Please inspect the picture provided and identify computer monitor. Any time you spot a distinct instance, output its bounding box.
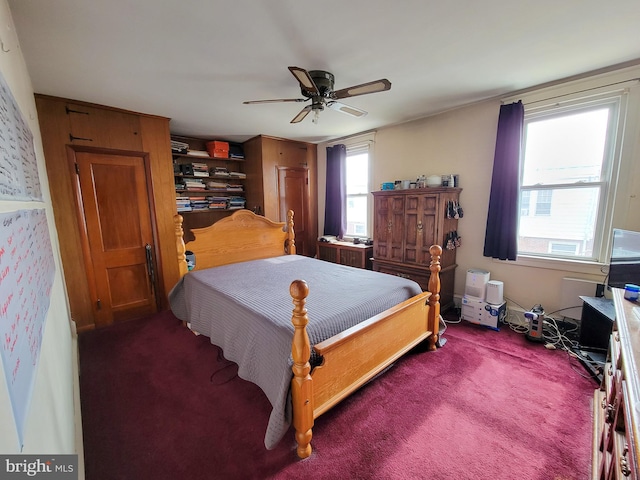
[608,228,640,289]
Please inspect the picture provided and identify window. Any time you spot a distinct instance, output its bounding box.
[534,190,552,216]
[518,98,622,261]
[345,144,370,237]
[520,190,530,217]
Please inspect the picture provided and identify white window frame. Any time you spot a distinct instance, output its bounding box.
[327,132,375,240]
[497,69,640,275]
[344,143,371,239]
[519,94,624,264]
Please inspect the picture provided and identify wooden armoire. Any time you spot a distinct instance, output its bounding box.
[243,135,318,257]
[372,187,462,309]
[35,95,179,331]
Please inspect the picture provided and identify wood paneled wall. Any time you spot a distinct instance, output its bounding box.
[35,95,179,331]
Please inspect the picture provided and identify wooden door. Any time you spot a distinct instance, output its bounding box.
[277,166,309,256]
[373,193,405,262]
[73,150,158,327]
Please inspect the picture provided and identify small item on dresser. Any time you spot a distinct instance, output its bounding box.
[381,182,395,190]
[624,283,640,301]
[426,175,442,187]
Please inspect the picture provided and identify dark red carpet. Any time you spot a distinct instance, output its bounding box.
[79,311,596,479]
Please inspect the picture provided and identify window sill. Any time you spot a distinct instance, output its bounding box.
[491,254,608,277]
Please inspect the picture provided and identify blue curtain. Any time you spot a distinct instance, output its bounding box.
[324,144,347,237]
[483,101,524,261]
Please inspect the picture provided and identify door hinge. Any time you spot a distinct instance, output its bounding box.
[96,299,102,310]
[75,163,79,175]
[65,106,89,115]
[69,133,93,142]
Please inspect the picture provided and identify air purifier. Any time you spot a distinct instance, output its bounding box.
[485,280,504,305]
[465,269,490,301]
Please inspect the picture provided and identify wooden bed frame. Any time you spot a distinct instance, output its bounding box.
[173,209,441,458]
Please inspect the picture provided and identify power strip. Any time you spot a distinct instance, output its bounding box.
[525,307,545,342]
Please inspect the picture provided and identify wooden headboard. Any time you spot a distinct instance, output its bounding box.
[174,209,296,277]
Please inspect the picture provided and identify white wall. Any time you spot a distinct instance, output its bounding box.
[0,0,80,464]
[318,64,640,314]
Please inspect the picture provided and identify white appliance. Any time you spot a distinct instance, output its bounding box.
[465,269,490,301]
[485,280,504,305]
[461,296,507,330]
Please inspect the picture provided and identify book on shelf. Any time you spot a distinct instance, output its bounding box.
[171,140,189,154]
[206,180,228,190]
[186,150,209,157]
[211,166,230,177]
[228,196,246,210]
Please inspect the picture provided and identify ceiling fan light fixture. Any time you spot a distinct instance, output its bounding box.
[246,67,391,123]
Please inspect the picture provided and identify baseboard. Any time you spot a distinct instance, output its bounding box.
[71,320,86,480]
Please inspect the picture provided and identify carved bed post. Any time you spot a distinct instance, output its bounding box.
[286,210,296,255]
[174,214,188,278]
[290,279,313,459]
[427,244,442,351]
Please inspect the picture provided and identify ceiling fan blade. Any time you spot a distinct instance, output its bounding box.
[326,101,368,118]
[243,98,306,104]
[291,105,312,123]
[288,66,319,95]
[332,79,391,99]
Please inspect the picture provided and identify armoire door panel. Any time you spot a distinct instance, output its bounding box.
[75,151,157,326]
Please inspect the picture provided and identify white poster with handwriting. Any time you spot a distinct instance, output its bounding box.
[0,70,41,201]
[0,209,55,446]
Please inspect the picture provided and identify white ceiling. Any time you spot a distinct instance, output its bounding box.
[7,0,640,144]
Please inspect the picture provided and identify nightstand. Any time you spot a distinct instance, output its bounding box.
[316,241,373,270]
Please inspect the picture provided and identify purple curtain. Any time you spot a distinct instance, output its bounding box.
[324,144,347,237]
[483,101,524,261]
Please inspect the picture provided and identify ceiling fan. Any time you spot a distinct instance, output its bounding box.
[243,66,391,124]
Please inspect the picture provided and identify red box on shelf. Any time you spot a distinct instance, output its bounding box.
[206,141,229,158]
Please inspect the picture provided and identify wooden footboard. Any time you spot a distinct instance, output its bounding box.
[290,244,442,458]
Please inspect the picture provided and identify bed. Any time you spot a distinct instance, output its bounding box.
[169,209,441,458]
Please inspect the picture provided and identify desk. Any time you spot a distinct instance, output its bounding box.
[316,241,373,270]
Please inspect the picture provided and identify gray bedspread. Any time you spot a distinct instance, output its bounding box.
[168,255,422,449]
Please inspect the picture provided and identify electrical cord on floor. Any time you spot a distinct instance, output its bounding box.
[439,315,447,335]
[542,314,604,381]
[542,315,578,354]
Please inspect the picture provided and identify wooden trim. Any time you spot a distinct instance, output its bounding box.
[34,93,170,121]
